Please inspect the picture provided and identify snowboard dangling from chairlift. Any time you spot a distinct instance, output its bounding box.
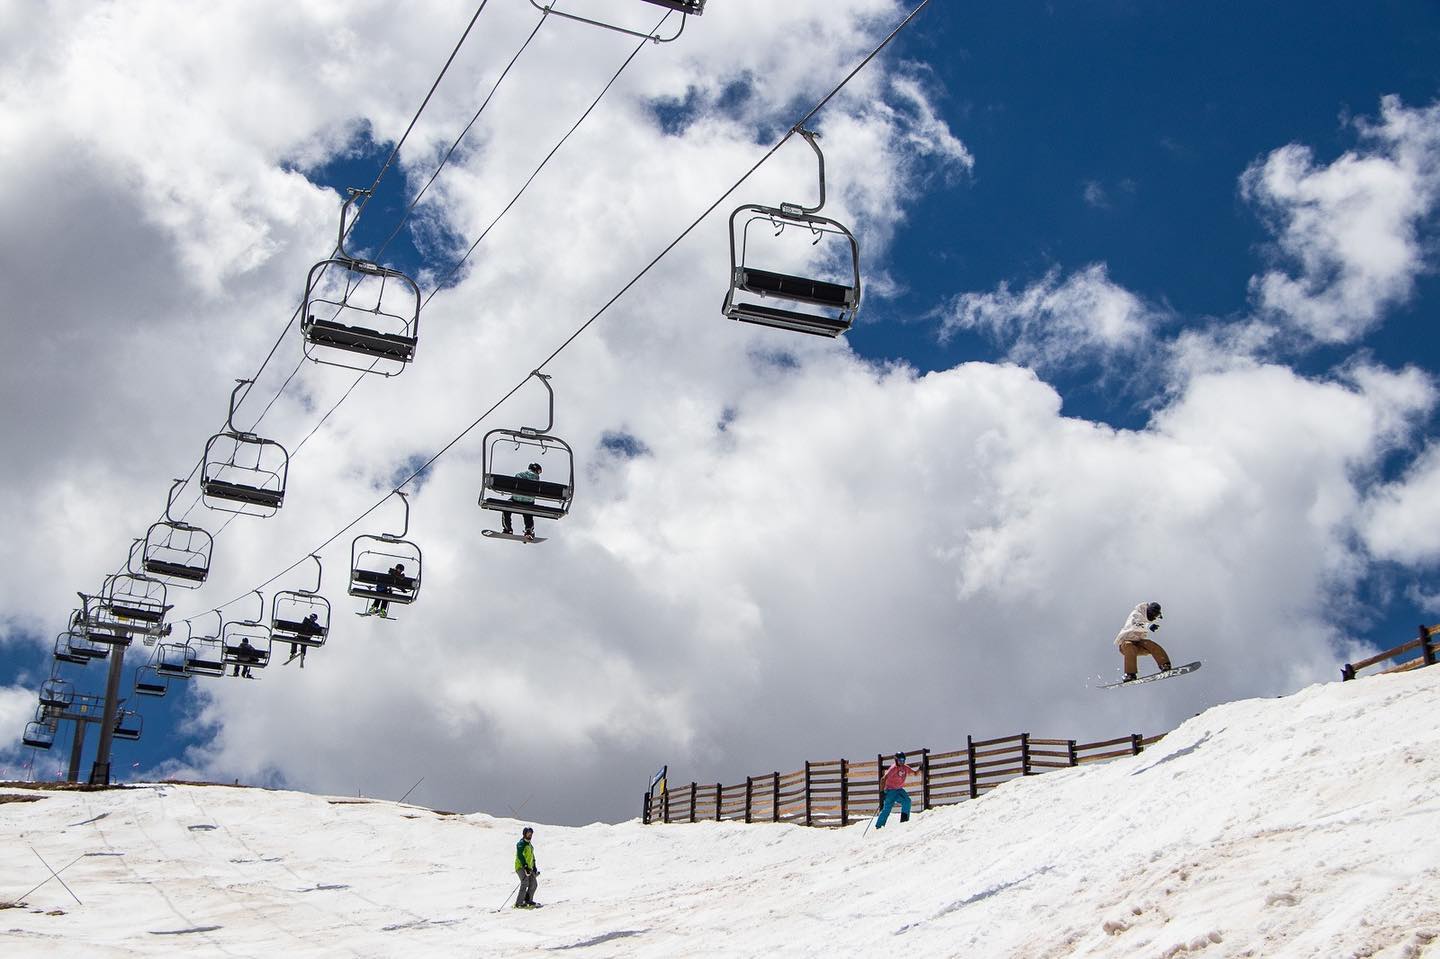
[481,530,547,544]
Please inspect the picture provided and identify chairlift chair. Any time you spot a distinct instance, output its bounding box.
[39,676,76,709]
[78,592,138,648]
[201,380,290,517]
[186,612,227,678]
[103,573,171,630]
[350,496,421,608]
[155,642,195,680]
[722,128,861,337]
[301,189,422,377]
[55,629,100,665]
[23,720,56,750]
[113,709,143,741]
[141,480,215,587]
[134,665,168,698]
[527,0,704,44]
[221,593,272,675]
[477,373,575,528]
[272,554,331,650]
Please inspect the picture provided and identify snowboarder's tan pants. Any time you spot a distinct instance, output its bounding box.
[1119,638,1171,674]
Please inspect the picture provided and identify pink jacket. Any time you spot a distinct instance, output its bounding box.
[883,763,916,791]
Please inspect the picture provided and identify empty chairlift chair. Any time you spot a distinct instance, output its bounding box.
[103,573,171,635]
[350,495,421,617]
[23,719,56,750]
[722,128,861,338]
[55,629,102,665]
[201,379,290,517]
[301,189,422,377]
[272,554,331,653]
[527,0,705,44]
[155,627,196,680]
[142,479,215,587]
[134,665,168,698]
[222,593,272,677]
[478,372,575,538]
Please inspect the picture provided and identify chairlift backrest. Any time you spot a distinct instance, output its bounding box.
[23,720,56,750]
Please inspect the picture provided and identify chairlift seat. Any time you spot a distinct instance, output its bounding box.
[202,479,285,508]
[136,680,167,696]
[55,651,90,665]
[188,658,225,677]
[111,602,166,624]
[481,497,568,520]
[645,0,706,11]
[737,268,855,310]
[145,559,208,582]
[306,318,417,362]
[23,724,55,749]
[273,619,329,644]
[113,724,141,741]
[727,302,852,338]
[156,662,189,678]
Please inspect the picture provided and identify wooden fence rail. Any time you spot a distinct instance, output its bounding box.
[642,728,1165,827]
[1342,624,1439,681]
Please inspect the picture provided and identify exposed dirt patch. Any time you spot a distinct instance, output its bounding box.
[0,794,46,804]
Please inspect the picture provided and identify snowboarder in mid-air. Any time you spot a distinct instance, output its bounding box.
[1115,601,1170,682]
[875,752,920,829]
[514,826,540,909]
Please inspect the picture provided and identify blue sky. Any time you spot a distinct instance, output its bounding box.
[3,0,1439,817]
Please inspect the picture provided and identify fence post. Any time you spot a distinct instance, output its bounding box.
[772,771,779,823]
[745,776,753,824]
[1130,734,1142,756]
[921,748,931,810]
[966,735,978,799]
[875,753,885,812]
[1067,739,1078,767]
[1422,625,1436,667]
[1341,662,1356,681]
[1020,733,1032,776]
[689,782,697,823]
[804,761,812,827]
[840,759,849,826]
[642,791,650,825]
[663,786,671,823]
[715,782,722,821]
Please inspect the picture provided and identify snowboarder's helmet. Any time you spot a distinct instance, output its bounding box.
[1147,602,1162,620]
[528,462,542,472]
[894,752,905,764]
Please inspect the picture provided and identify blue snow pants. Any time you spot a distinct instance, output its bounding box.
[875,788,911,828]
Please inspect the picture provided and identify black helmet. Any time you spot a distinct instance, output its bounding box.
[1146,602,1162,620]
[894,752,905,764]
[528,462,542,472]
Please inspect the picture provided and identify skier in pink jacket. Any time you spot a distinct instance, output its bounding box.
[875,752,919,829]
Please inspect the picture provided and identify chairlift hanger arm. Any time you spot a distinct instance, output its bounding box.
[520,371,555,436]
[780,127,826,217]
[225,379,255,436]
[336,188,374,264]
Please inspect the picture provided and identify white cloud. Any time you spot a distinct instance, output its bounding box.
[1242,95,1440,343]
[938,263,1167,373]
[1362,442,1440,566]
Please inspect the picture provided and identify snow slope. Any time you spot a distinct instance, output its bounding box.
[3,668,1439,958]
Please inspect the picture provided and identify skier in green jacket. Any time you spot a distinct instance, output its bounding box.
[514,826,540,909]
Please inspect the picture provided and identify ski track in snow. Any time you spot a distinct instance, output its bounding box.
[3,668,1440,957]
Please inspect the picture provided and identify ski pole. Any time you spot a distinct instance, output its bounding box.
[497,881,520,912]
[863,814,876,837]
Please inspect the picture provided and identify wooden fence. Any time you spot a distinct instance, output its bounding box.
[642,730,1165,827]
[1342,624,1439,682]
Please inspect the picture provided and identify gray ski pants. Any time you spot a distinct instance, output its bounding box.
[515,867,538,907]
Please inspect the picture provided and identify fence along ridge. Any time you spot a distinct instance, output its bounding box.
[643,727,1165,827]
[646,623,1440,827]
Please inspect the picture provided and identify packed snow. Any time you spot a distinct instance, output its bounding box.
[3,667,1439,958]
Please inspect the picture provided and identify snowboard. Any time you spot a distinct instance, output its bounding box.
[356,611,398,621]
[482,530,547,544]
[1099,660,1202,689]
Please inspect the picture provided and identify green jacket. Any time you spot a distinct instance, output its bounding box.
[511,469,539,506]
[514,838,536,871]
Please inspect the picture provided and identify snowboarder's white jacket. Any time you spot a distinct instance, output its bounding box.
[1114,602,1159,648]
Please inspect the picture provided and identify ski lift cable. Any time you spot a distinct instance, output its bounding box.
[182,0,935,621]
[107,0,513,546]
